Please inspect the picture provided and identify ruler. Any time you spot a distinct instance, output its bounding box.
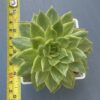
[7,0,21,100]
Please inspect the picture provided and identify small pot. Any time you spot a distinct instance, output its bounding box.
[21,18,86,85]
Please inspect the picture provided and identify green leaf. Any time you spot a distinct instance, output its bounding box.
[31,14,37,23]
[63,21,75,35]
[17,62,32,76]
[55,63,69,77]
[35,71,49,86]
[53,20,63,36]
[48,57,60,66]
[31,37,44,49]
[73,29,88,37]
[41,57,52,71]
[10,52,23,65]
[32,55,42,72]
[61,51,74,64]
[57,48,68,59]
[31,22,44,38]
[81,59,88,71]
[31,72,45,91]
[45,73,59,93]
[45,27,57,40]
[61,11,73,24]
[37,12,50,30]
[78,38,92,54]
[12,37,32,50]
[17,48,36,61]
[50,67,64,84]
[47,7,58,24]
[63,71,75,89]
[19,22,31,37]
[69,61,86,73]
[72,48,87,61]
[57,37,69,48]
[66,36,81,49]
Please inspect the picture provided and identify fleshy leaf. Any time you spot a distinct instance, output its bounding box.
[73,29,88,37]
[10,52,23,65]
[37,12,50,30]
[63,71,75,88]
[50,67,64,84]
[72,48,87,61]
[17,62,32,76]
[55,63,69,77]
[31,72,45,91]
[41,57,52,71]
[78,38,92,54]
[69,61,86,73]
[47,7,58,24]
[48,57,60,66]
[57,48,68,59]
[31,22,44,38]
[45,27,57,40]
[31,37,44,49]
[19,22,31,37]
[32,14,37,23]
[17,48,36,61]
[61,11,73,24]
[12,37,32,50]
[45,73,59,93]
[57,37,69,48]
[66,36,81,49]
[61,51,74,64]
[63,21,75,35]
[35,71,49,86]
[32,55,42,72]
[53,20,63,36]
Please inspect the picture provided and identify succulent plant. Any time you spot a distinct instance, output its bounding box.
[11,7,92,93]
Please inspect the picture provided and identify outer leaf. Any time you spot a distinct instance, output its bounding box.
[41,57,52,71]
[78,38,92,54]
[10,52,23,65]
[45,73,59,93]
[47,7,58,24]
[31,14,37,23]
[12,37,32,50]
[61,11,73,24]
[50,67,63,84]
[63,71,75,88]
[37,12,50,30]
[17,62,32,76]
[32,55,42,72]
[31,22,44,38]
[66,36,81,49]
[53,20,63,36]
[55,63,69,77]
[45,27,57,40]
[73,29,88,37]
[31,37,44,49]
[31,72,45,91]
[63,21,75,35]
[19,22,31,37]
[17,48,36,61]
[72,48,87,61]
[69,61,86,73]
[61,51,74,64]
[35,71,49,86]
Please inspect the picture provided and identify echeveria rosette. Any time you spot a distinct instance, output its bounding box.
[11,7,92,93]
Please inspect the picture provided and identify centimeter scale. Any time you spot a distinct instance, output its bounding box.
[7,0,21,100]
